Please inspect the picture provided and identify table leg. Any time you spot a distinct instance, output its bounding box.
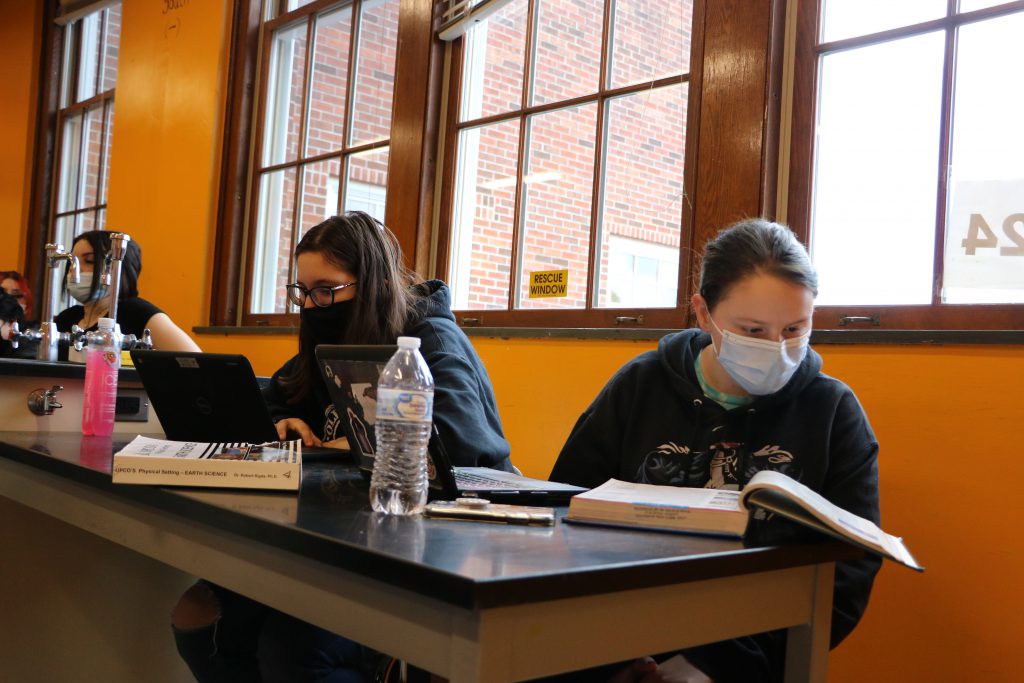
[784,562,835,683]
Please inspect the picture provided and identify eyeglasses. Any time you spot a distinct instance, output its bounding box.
[285,282,357,308]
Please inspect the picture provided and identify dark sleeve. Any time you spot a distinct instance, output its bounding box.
[426,349,513,471]
[54,305,84,333]
[116,297,163,338]
[549,364,633,488]
[681,390,882,683]
[260,354,327,437]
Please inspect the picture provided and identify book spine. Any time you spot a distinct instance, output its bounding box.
[111,455,299,490]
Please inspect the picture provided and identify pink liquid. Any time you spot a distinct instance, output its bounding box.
[82,348,119,436]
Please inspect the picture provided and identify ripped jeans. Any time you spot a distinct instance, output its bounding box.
[172,581,380,683]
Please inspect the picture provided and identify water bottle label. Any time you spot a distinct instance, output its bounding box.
[376,388,433,422]
[100,350,118,368]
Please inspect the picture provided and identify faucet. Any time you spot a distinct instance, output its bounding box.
[10,233,153,359]
[35,243,81,361]
[102,232,130,324]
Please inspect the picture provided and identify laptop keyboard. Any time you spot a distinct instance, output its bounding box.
[455,470,532,490]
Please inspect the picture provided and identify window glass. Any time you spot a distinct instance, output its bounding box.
[305,6,353,158]
[262,21,308,167]
[596,84,685,308]
[820,0,945,43]
[349,0,399,145]
[529,0,603,106]
[942,12,1024,304]
[608,0,691,88]
[811,32,944,305]
[343,147,390,219]
[299,158,343,235]
[99,4,121,93]
[251,167,299,314]
[449,120,520,310]
[516,104,597,310]
[460,0,527,121]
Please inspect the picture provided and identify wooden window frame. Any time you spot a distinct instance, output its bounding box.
[210,0,443,327]
[433,0,790,330]
[787,0,1024,331]
[24,1,119,300]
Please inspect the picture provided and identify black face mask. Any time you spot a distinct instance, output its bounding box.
[300,299,355,345]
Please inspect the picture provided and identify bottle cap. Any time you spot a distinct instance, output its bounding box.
[396,336,421,349]
[98,317,115,329]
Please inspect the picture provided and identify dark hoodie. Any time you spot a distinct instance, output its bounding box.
[263,280,513,471]
[550,329,881,682]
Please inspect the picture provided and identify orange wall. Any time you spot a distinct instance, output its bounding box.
[0,0,41,270]
[4,1,1022,680]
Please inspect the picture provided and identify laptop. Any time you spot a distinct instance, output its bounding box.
[130,350,346,457]
[314,344,587,502]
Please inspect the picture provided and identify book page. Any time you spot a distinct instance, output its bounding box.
[576,479,742,511]
[742,470,922,571]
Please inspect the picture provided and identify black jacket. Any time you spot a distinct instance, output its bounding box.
[550,329,881,682]
[263,280,513,471]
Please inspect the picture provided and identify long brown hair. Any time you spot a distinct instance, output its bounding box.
[281,212,421,403]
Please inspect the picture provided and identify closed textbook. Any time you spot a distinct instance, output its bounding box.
[112,435,301,491]
[566,471,923,571]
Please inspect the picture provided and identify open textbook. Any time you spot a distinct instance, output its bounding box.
[566,470,922,571]
[112,435,301,491]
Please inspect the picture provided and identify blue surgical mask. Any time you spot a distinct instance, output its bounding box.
[709,316,809,395]
[66,279,96,304]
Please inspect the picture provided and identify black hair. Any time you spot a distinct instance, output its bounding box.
[281,211,421,404]
[699,218,818,311]
[68,230,143,300]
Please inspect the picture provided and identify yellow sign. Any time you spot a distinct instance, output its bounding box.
[529,270,569,298]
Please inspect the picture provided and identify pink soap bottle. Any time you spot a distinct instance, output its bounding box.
[82,317,121,436]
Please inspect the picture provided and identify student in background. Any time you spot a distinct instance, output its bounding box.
[550,219,881,683]
[54,230,200,354]
[171,211,511,682]
[0,270,35,357]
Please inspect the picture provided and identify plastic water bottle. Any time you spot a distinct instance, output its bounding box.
[82,317,122,436]
[370,336,434,515]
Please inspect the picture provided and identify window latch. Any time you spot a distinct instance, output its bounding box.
[461,317,482,327]
[614,315,644,326]
[837,315,880,327]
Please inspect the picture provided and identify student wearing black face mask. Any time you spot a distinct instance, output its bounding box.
[171,212,513,683]
[260,211,513,469]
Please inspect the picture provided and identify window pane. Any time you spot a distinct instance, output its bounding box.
[251,168,298,314]
[942,11,1024,304]
[349,0,399,146]
[54,216,76,254]
[76,12,103,102]
[608,0,692,89]
[80,104,104,209]
[262,21,308,167]
[821,0,946,42]
[305,6,353,158]
[100,101,114,203]
[449,121,520,311]
[99,5,121,93]
[343,147,389,219]
[460,0,527,121]
[596,85,685,308]
[529,0,603,106]
[811,33,944,305]
[287,0,320,12]
[958,0,1008,11]
[57,113,83,213]
[79,210,99,234]
[516,104,597,309]
[298,158,342,235]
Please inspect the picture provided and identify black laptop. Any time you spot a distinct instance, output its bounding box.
[314,344,587,502]
[130,350,344,457]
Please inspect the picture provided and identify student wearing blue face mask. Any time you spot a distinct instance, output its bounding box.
[550,218,881,683]
[55,230,200,355]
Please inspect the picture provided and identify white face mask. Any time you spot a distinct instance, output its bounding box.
[66,279,96,304]
[709,315,810,395]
